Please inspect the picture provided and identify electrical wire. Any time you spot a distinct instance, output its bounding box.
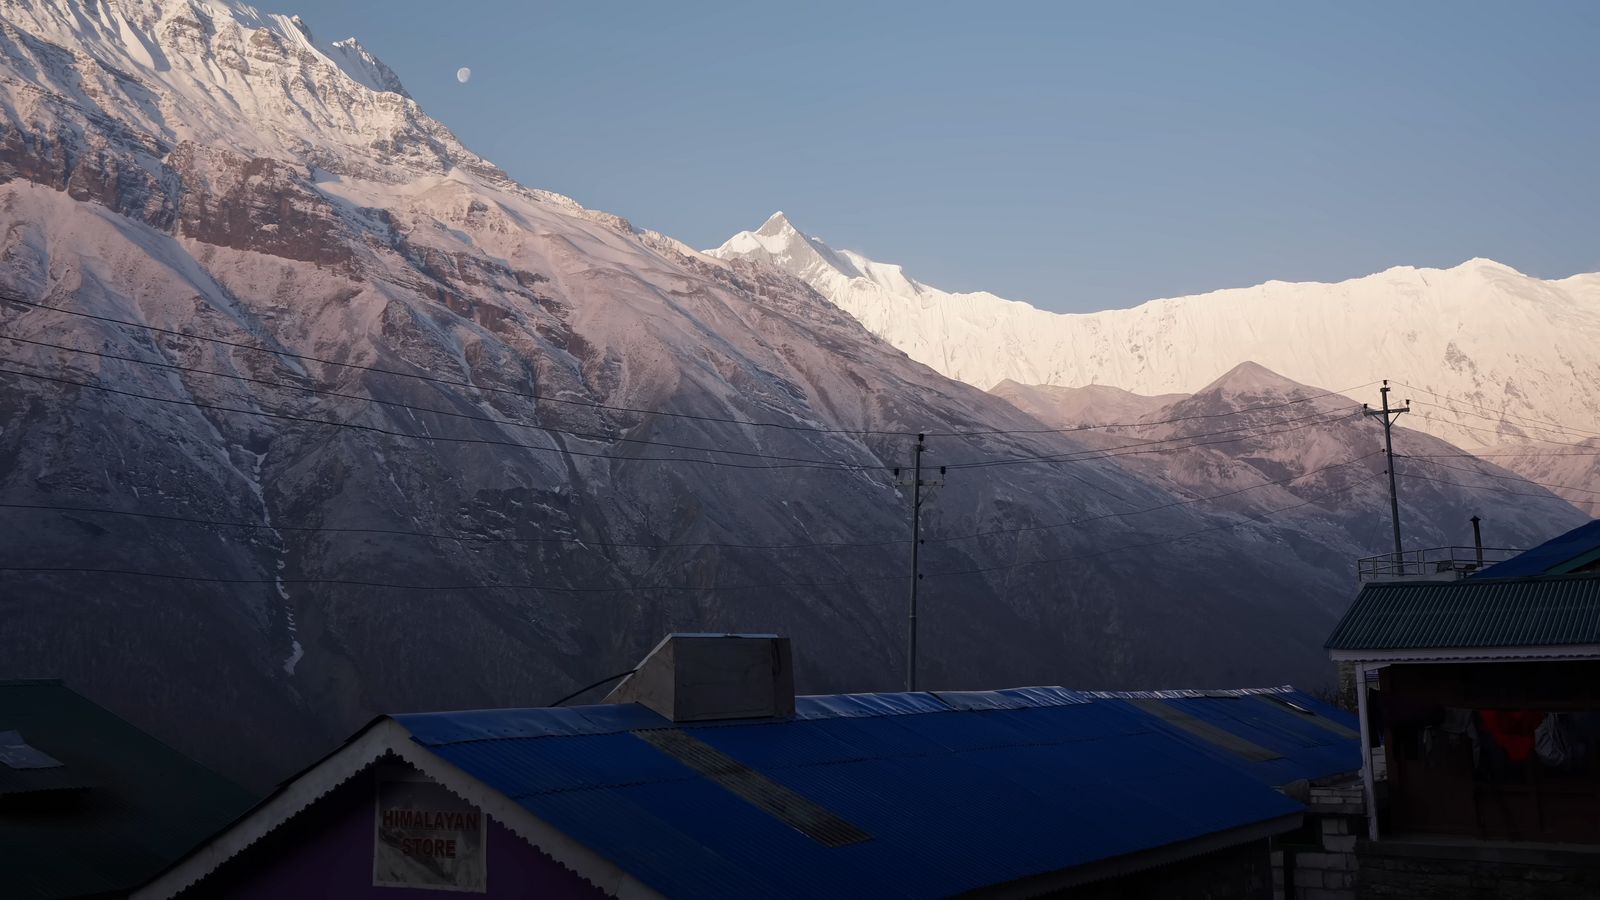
[0,329,1380,474]
[0,332,865,467]
[549,670,638,706]
[0,365,889,472]
[0,565,908,594]
[1392,381,1600,437]
[922,474,1380,580]
[0,501,910,551]
[1407,398,1600,441]
[1406,412,1600,449]
[1397,455,1600,497]
[1393,471,1578,502]
[0,451,1384,554]
[929,451,1382,545]
[940,408,1361,470]
[930,381,1378,436]
[1,293,1380,439]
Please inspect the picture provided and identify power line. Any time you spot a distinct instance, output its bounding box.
[1407,398,1600,440]
[0,332,863,467]
[0,565,907,595]
[1392,381,1600,437]
[549,670,638,706]
[935,382,1379,437]
[1407,412,1600,449]
[0,472,1387,594]
[2,293,1385,440]
[1393,471,1579,503]
[0,452,1384,556]
[1406,449,1600,459]
[928,451,1382,545]
[0,293,916,436]
[922,474,1381,581]
[0,501,909,551]
[1396,456,1600,498]
[0,365,888,472]
[941,408,1361,470]
[0,329,1381,475]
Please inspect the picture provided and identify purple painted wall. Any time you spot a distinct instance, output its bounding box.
[185,762,609,898]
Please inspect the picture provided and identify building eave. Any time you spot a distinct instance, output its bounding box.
[956,812,1304,899]
[1328,644,1600,664]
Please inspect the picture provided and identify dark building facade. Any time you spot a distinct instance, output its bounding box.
[1327,520,1600,898]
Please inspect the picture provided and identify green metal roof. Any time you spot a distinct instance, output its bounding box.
[1326,573,1600,652]
[0,681,256,899]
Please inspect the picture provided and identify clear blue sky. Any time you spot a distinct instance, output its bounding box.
[302,1,1599,312]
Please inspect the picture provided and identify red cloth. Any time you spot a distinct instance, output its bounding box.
[1478,710,1545,763]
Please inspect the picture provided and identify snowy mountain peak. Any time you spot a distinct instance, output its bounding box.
[328,35,410,98]
[712,214,1600,450]
[757,210,798,237]
[1462,257,1521,274]
[1197,361,1316,398]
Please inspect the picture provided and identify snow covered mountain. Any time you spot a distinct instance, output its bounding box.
[710,213,1600,452]
[0,1,1584,786]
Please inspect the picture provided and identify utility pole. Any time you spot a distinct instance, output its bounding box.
[894,434,944,692]
[1362,381,1410,561]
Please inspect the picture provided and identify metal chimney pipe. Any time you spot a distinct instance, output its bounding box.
[1472,515,1484,567]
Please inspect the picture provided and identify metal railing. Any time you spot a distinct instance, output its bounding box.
[1357,546,1523,581]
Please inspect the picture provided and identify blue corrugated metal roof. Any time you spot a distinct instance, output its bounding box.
[392,686,1357,899]
[1474,519,1600,578]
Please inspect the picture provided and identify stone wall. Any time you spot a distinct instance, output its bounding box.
[1273,781,1364,900]
[1065,840,1273,899]
[1357,840,1600,899]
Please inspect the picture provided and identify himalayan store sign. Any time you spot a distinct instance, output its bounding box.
[374,775,487,891]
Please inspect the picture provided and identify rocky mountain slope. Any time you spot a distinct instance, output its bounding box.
[711,213,1600,452]
[995,363,1586,554]
[0,1,1584,787]
[1482,438,1600,517]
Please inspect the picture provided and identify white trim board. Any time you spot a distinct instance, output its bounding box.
[1329,645,1600,664]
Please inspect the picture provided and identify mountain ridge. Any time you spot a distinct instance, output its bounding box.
[709,213,1600,451]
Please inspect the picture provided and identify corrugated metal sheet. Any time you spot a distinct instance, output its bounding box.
[1474,520,1600,578]
[1326,573,1600,650]
[393,685,1359,899]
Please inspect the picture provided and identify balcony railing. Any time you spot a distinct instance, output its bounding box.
[1357,546,1523,581]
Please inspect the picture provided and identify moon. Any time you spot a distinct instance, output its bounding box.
[456,67,472,84]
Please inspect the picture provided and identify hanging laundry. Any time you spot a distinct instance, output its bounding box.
[1479,709,1544,763]
[1535,714,1570,767]
[1425,707,1480,766]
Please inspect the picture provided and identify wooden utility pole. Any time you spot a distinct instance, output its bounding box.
[1363,381,1410,560]
[894,434,944,692]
